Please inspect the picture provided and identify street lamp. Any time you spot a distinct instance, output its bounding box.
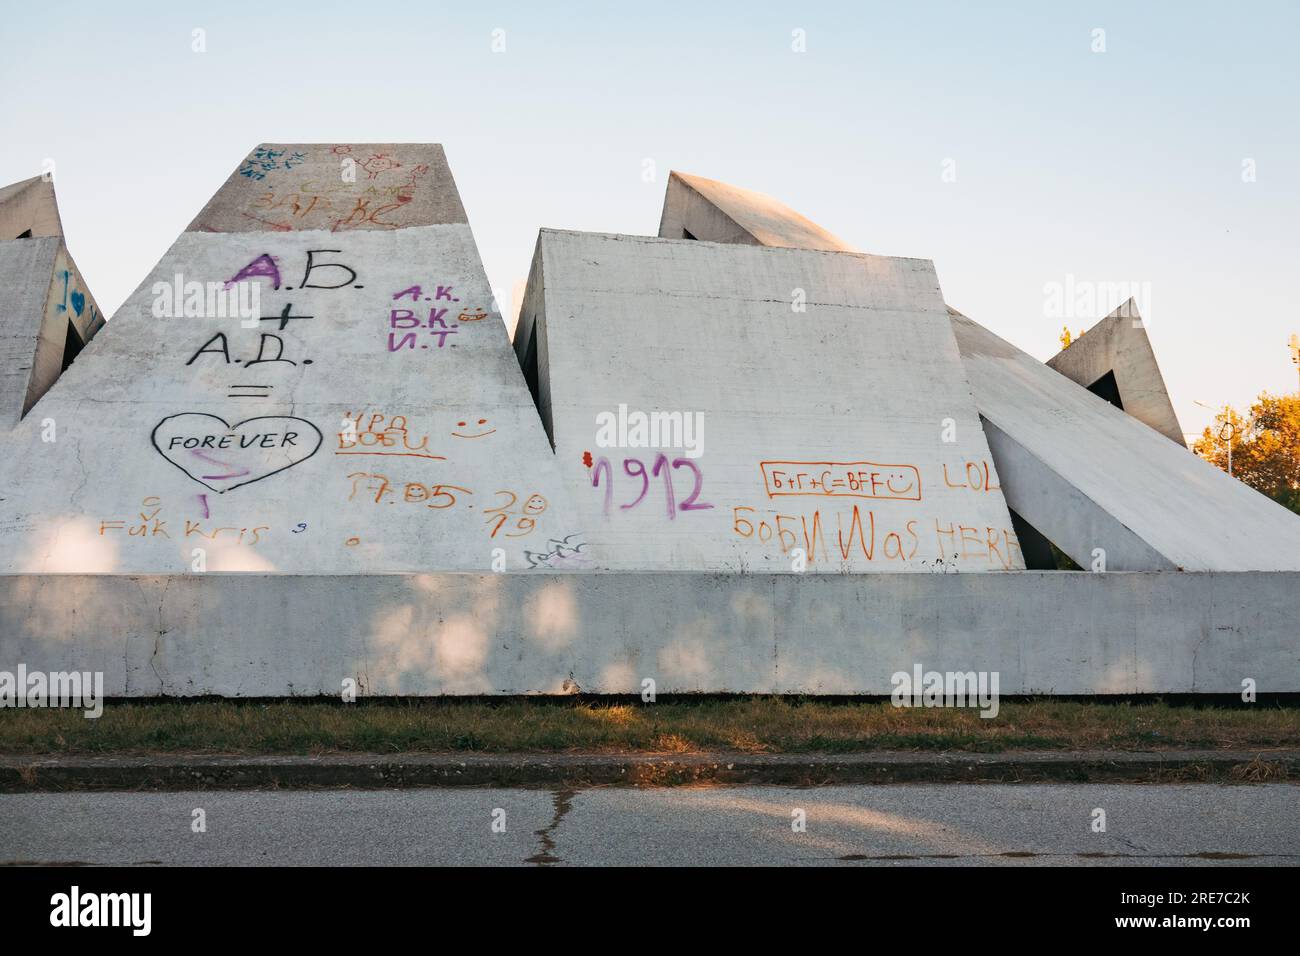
[1290,334,1299,392]
[1194,399,1235,476]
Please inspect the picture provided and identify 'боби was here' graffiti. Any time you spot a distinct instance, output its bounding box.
[730,456,1022,570]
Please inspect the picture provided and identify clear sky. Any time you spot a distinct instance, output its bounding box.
[3,1,1296,436]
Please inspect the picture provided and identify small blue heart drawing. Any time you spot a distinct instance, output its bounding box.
[69,290,85,316]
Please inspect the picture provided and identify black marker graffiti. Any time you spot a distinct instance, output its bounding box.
[187,332,231,365]
[261,302,314,331]
[300,250,358,289]
[185,332,312,368]
[523,533,590,569]
[227,385,274,399]
[247,333,298,368]
[151,414,323,493]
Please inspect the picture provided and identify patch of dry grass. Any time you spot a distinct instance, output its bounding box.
[1,698,1298,756]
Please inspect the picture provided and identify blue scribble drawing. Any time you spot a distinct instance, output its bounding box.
[55,270,70,312]
[238,148,308,181]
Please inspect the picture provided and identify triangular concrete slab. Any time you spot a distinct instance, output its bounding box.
[658,171,857,251]
[1047,297,1185,446]
[0,175,63,239]
[0,144,587,573]
[1,220,105,428]
[952,308,1300,570]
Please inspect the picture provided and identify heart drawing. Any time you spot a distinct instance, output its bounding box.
[151,414,323,494]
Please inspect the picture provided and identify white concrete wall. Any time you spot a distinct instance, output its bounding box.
[1,571,1295,695]
[519,230,1024,573]
[0,145,588,573]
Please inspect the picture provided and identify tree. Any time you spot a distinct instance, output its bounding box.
[1193,392,1300,514]
[1059,326,1083,350]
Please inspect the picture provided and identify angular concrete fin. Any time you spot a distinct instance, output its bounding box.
[1047,297,1185,446]
[0,144,588,573]
[512,237,552,443]
[1,237,106,428]
[657,173,1281,570]
[952,309,1300,570]
[523,228,1024,572]
[0,175,63,240]
[658,171,858,252]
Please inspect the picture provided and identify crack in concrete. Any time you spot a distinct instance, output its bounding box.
[71,437,89,502]
[150,578,171,693]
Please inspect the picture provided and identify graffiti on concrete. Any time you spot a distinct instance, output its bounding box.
[336,412,444,461]
[230,146,431,232]
[98,495,271,547]
[152,414,323,493]
[386,284,485,352]
[589,453,714,519]
[484,491,547,538]
[523,533,591,569]
[237,148,307,181]
[760,460,922,501]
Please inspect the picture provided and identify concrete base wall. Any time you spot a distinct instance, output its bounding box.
[1,572,1294,696]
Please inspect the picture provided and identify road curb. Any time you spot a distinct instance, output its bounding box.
[0,750,1295,791]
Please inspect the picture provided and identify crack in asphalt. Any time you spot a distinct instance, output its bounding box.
[1,860,164,866]
[524,788,577,866]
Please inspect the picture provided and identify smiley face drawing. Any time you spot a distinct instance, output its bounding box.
[452,417,497,439]
[359,153,402,179]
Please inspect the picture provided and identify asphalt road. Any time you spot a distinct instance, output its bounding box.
[1,784,1296,866]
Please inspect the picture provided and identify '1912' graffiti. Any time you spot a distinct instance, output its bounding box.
[590,454,713,519]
